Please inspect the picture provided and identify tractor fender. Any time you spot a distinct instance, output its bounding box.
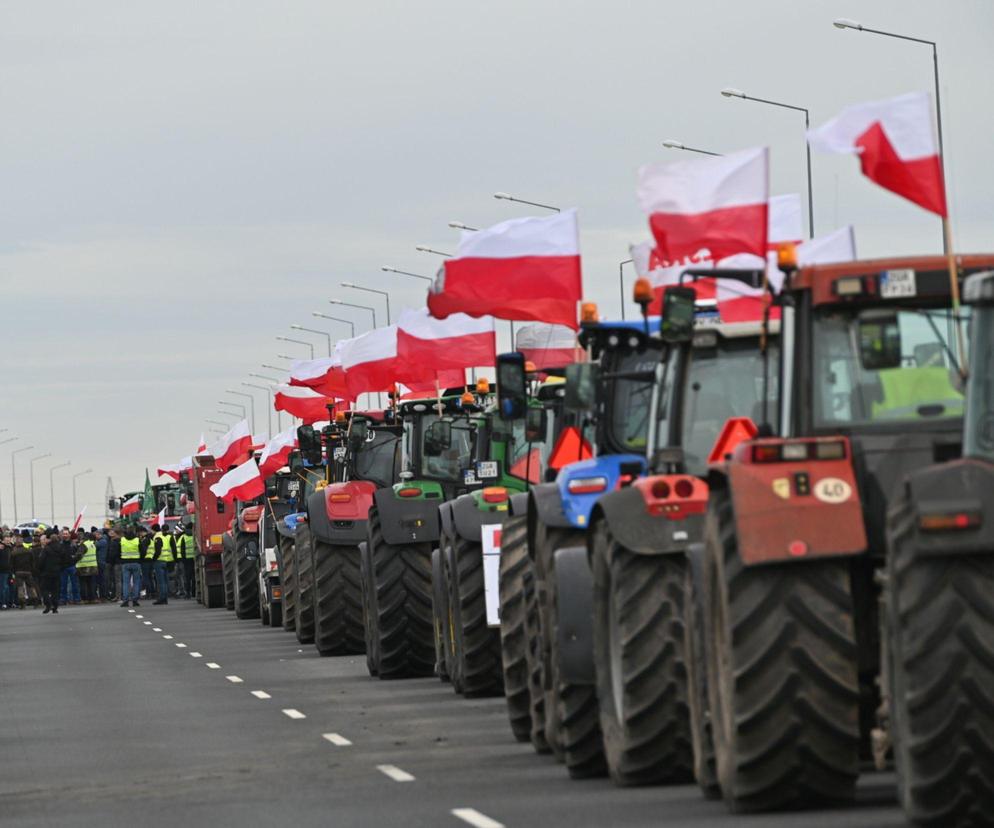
[509,491,529,517]
[309,481,376,545]
[306,489,333,543]
[238,504,263,534]
[530,482,571,530]
[438,500,455,540]
[372,488,441,546]
[449,492,508,543]
[554,545,595,686]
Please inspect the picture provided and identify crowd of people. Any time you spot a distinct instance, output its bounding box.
[0,522,198,613]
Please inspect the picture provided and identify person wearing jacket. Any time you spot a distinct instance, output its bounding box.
[104,528,119,601]
[0,533,14,609]
[37,531,71,614]
[119,527,142,607]
[58,528,81,605]
[12,531,40,608]
[93,527,109,601]
[176,525,196,600]
[138,526,153,600]
[76,532,99,603]
[151,524,174,605]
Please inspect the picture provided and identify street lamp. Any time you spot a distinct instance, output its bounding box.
[619,258,634,320]
[29,453,52,520]
[49,460,71,525]
[341,282,391,325]
[71,468,92,520]
[261,364,288,373]
[216,409,241,420]
[0,437,18,524]
[311,312,356,337]
[720,87,815,237]
[218,400,246,419]
[493,192,561,213]
[833,17,946,249]
[662,138,721,156]
[448,221,479,231]
[381,266,433,283]
[243,382,274,437]
[226,390,256,433]
[11,445,34,524]
[276,354,295,361]
[329,299,377,328]
[415,245,452,258]
[276,335,315,359]
[290,324,333,356]
[205,418,230,428]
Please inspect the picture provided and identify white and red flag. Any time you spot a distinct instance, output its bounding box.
[157,458,192,481]
[120,494,141,517]
[288,353,350,399]
[209,459,265,504]
[397,308,496,370]
[258,427,299,479]
[338,326,400,398]
[807,91,946,216]
[514,322,581,370]
[156,507,166,527]
[197,434,207,454]
[207,419,252,470]
[71,505,88,534]
[273,385,339,425]
[428,209,583,330]
[637,147,770,263]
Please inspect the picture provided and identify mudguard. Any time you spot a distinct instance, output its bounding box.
[238,505,263,534]
[554,545,595,686]
[592,485,705,556]
[439,501,455,540]
[308,481,376,545]
[448,492,509,543]
[530,482,571,530]
[373,488,441,545]
[509,492,529,517]
[555,454,648,529]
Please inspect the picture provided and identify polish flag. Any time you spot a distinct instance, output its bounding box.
[808,91,945,216]
[207,419,253,470]
[71,505,88,534]
[397,308,496,370]
[120,494,142,516]
[339,326,400,398]
[514,322,581,370]
[197,434,207,454]
[209,459,265,504]
[157,458,192,481]
[274,385,338,425]
[428,210,583,330]
[288,353,350,399]
[638,147,769,264]
[156,507,166,527]
[258,427,299,479]
[400,369,468,394]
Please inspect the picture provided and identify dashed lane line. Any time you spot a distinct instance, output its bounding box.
[322,733,352,746]
[135,614,143,618]
[152,627,162,632]
[451,809,504,828]
[226,675,244,684]
[206,662,221,669]
[376,765,415,783]
[143,621,152,626]
[190,652,202,658]
[282,708,306,720]
[175,643,187,648]
[163,635,173,640]
[251,691,271,699]
[128,610,135,614]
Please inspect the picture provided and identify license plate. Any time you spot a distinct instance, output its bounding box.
[476,461,498,479]
[880,269,916,298]
[333,446,346,461]
[463,469,478,485]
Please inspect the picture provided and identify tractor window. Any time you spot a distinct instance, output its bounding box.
[354,432,400,488]
[606,349,658,454]
[506,416,550,484]
[813,308,968,428]
[419,414,476,481]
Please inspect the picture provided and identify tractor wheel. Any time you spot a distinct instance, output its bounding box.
[281,536,297,633]
[449,535,504,697]
[590,520,693,787]
[222,540,235,611]
[523,562,549,753]
[294,524,315,645]
[312,540,365,656]
[443,542,464,693]
[234,536,261,620]
[431,546,451,682]
[499,514,532,742]
[887,491,994,826]
[703,487,859,812]
[367,509,434,679]
[269,600,283,629]
[684,544,720,799]
[259,584,269,626]
[360,538,379,676]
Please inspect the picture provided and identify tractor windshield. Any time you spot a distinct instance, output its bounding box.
[812,307,968,429]
[418,414,477,481]
[353,429,400,488]
[605,348,659,454]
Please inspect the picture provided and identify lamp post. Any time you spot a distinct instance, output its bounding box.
[662,138,721,156]
[0,436,17,524]
[11,445,34,524]
[720,87,815,237]
[341,282,391,325]
[29,453,52,520]
[290,324,333,356]
[243,382,274,437]
[226,390,256,434]
[276,335,315,359]
[414,245,452,258]
[619,258,634,320]
[205,419,230,428]
[216,409,241,420]
[381,266,433,284]
[218,400,246,419]
[71,468,92,520]
[329,299,376,328]
[311,312,356,337]
[49,461,71,524]
[448,221,479,231]
[493,191,561,213]
[276,354,294,361]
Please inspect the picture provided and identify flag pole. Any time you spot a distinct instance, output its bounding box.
[942,217,968,377]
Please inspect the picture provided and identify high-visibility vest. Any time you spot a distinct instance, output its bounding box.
[120,536,141,560]
[154,532,174,563]
[78,540,98,568]
[177,534,196,559]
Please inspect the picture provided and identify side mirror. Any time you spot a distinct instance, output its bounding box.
[296,425,323,466]
[497,351,528,421]
[525,407,547,442]
[564,363,600,412]
[858,312,902,370]
[661,286,696,342]
[349,418,369,447]
[424,420,452,457]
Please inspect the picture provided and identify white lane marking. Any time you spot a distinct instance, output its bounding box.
[322,733,352,746]
[152,627,162,632]
[190,652,202,658]
[282,708,306,720]
[175,643,187,648]
[451,809,504,828]
[376,765,415,782]
[143,621,152,625]
[163,635,173,640]
[135,614,143,618]
[128,609,135,613]
[226,675,243,684]
[206,662,221,669]
[251,690,271,699]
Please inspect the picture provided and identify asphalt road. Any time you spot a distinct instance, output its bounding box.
[0,601,908,828]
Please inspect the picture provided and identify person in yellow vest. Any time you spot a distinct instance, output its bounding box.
[76,532,99,603]
[176,525,196,600]
[119,527,143,608]
[151,524,175,605]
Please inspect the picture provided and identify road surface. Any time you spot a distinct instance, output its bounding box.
[0,601,907,828]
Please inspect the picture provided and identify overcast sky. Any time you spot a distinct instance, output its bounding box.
[1,0,991,524]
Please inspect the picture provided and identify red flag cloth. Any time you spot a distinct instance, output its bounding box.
[258,427,299,479]
[513,322,581,370]
[288,355,350,399]
[273,385,338,425]
[428,210,583,330]
[207,420,252,470]
[156,459,190,481]
[209,459,265,504]
[396,308,496,370]
[120,494,141,516]
[807,91,946,217]
[638,147,769,264]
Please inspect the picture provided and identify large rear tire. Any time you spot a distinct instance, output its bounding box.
[449,535,504,697]
[234,535,261,620]
[591,520,693,787]
[703,487,859,812]
[222,539,235,611]
[367,509,434,679]
[312,540,365,656]
[269,600,283,629]
[443,541,464,692]
[499,514,532,742]
[295,524,315,645]
[360,539,379,676]
[887,492,994,826]
[432,546,451,682]
[205,583,224,609]
[524,561,549,753]
[280,535,297,633]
